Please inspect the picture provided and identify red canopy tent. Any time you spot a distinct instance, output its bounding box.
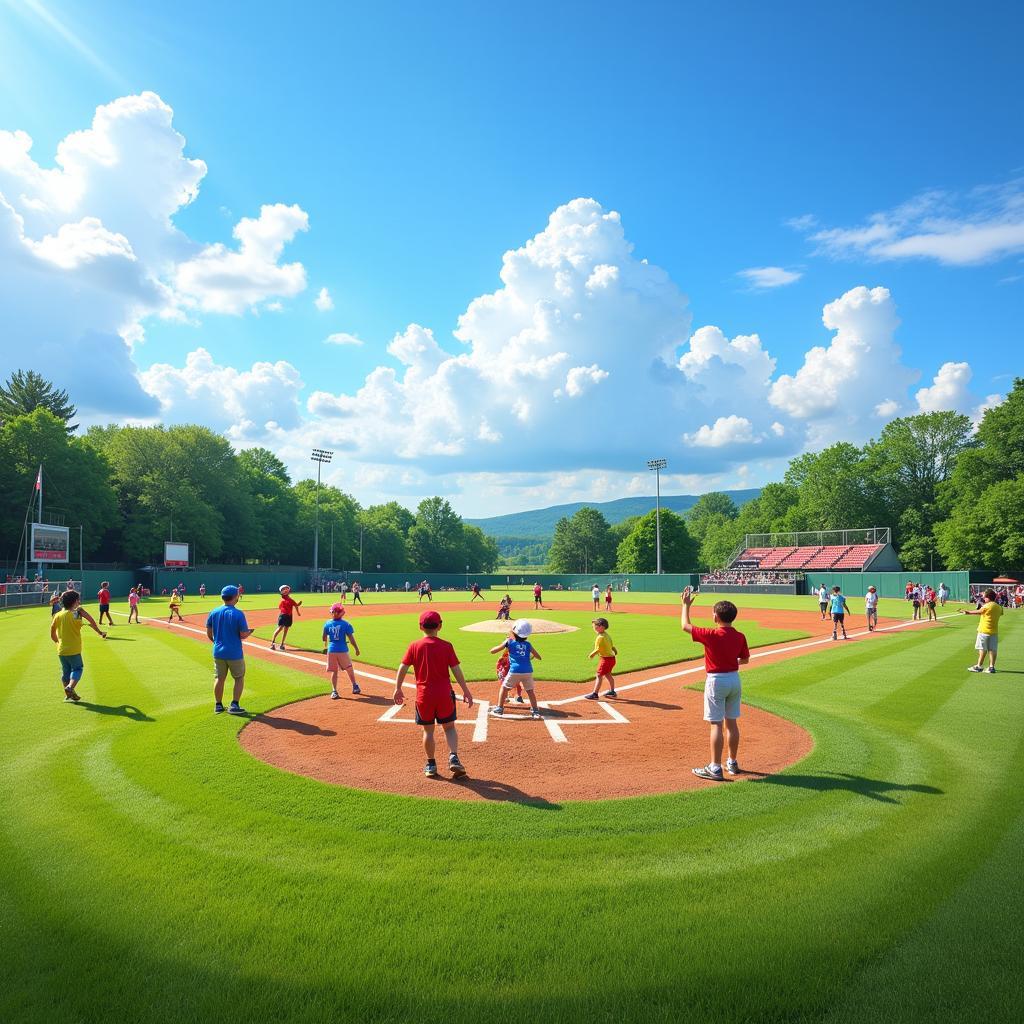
[992,576,1018,584]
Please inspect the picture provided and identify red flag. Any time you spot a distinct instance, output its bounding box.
[34,467,41,491]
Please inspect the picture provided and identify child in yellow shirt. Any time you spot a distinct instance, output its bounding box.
[964,588,1002,673]
[585,617,618,699]
[50,589,106,701]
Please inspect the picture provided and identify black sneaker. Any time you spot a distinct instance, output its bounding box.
[584,692,599,700]
[449,755,467,778]
[424,760,438,778]
[227,702,247,716]
[490,706,503,716]
[605,690,617,698]
[352,683,361,694]
[214,702,225,714]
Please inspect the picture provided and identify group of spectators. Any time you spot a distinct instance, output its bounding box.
[970,584,1023,609]
[700,570,799,586]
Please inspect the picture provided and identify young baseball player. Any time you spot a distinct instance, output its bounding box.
[394,610,472,778]
[270,585,302,650]
[964,588,1002,673]
[489,620,543,719]
[817,584,829,620]
[604,584,614,613]
[495,647,525,703]
[127,586,140,623]
[925,585,938,621]
[830,586,850,640]
[680,588,749,781]
[591,584,601,611]
[168,589,184,622]
[322,603,361,697]
[50,590,106,702]
[864,585,879,632]
[205,585,253,715]
[585,616,618,699]
[97,581,114,626]
[533,582,544,609]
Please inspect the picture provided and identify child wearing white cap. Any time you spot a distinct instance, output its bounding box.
[489,620,543,719]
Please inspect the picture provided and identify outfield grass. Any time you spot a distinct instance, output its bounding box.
[2,601,1021,1023]
[245,608,808,683]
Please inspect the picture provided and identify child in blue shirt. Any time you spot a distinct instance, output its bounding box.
[829,586,850,640]
[322,603,362,699]
[488,619,543,719]
[205,585,253,715]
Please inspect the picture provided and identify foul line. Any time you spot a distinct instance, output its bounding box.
[119,608,961,709]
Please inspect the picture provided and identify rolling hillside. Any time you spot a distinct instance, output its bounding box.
[466,488,761,541]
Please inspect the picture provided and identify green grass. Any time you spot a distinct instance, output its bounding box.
[246,607,808,682]
[1,599,1022,1023]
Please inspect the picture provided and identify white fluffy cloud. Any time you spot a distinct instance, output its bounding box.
[140,348,304,439]
[737,266,802,289]
[174,203,308,314]
[314,286,334,311]
[768,286,919,444]
[0,92,309,415]
[685,415,758,448]
[325,332,364,346]
[804,181,1024,266]
[915,361,973,413]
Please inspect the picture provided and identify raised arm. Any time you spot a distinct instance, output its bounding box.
[680,588,695,634]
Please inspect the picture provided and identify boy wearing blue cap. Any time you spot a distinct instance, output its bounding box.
[205,585,253,715]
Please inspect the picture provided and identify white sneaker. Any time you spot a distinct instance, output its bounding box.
[725,759,740,775]
[967,666,983,673]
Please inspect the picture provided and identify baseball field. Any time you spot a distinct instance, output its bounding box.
[2,589,1022,1023]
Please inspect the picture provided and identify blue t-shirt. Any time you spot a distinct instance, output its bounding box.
[829,594,846,614]
[206,605,249,660]
[323,618,354,653]
[504,638,534,674]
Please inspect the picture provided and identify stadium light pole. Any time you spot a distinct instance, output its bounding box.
[647,458,667,574]
[311,449,334,587]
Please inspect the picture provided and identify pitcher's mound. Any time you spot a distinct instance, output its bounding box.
[460,618,579,634]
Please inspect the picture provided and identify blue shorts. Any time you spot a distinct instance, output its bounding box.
[59,654,84,683]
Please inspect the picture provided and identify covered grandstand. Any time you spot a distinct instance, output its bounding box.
[700,528,902,593]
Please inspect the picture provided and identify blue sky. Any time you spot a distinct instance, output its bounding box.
[1,0,1020,516]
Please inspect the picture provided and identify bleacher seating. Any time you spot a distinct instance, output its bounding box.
[729,541,885,573]
[832,544,884,569]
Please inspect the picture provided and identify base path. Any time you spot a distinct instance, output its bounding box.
[140,602,950,804]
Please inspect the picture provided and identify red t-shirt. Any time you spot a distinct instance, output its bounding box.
[278,596,299,614]
[402,636,460,697]
[533,585,541,596]
[690,625,750,674]
[97,589,111,604]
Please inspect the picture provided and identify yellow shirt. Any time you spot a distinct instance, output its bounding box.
[170,594,181,607]
[978,601,1002,635]
[53,608,83,656]
[592,632,614,657]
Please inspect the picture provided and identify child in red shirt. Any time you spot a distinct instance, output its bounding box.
[393,610,474,778]
[270,585,302,651]
[681,588,750,781]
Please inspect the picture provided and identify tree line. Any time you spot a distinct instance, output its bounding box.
[0,373,499,572]
[546,380,1023,574]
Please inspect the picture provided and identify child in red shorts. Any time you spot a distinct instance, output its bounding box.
[585,616,618,699]
[393,610,473,778]
[680,587,750,781]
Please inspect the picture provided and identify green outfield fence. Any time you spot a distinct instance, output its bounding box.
[803,570,984,603]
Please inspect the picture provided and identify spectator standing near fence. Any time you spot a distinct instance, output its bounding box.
[817,585,829,620]
[864,586,878,632]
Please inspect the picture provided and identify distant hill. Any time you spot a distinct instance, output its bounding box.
[466,489,762,542]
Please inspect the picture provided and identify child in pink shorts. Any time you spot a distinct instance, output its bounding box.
[322,604,362,699]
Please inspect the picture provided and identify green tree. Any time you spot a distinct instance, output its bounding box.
[462,524,500,573]
[785,443,884,530]
[238,447,299,561]
[615,509,698,573]
[934,475,1024,570]
[289,480,360,569]
[547,507,616,573]
[0,370,77,433]
[697,515,745,570]
[0,409,115,560]
[686,492,739,546]
[406,497,466,571]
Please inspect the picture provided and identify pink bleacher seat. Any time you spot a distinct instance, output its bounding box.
[759,547,796,568]
[832,544,883,569]
[802,545,851,569]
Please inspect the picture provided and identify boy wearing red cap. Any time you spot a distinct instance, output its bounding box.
[393,609,473,778]
[271,585,302,651]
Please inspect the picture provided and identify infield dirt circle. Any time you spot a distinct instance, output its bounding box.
[210,600,865,803]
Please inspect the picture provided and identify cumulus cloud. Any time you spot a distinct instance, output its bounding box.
[314,286,334,311]
[324,332,364,346]
[174,203,309,314]
[140,348,304,440]
[685,415,758,448]
[915,361,973,413]
[874,399,900,417]
[737,266,802,289]
[768,286,919,443]
[0,92,309,419]
[803,180,1024,266]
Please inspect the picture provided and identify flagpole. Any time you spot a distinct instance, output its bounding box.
[36,464,43,580]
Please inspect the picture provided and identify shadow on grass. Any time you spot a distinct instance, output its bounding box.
[251,715,336,737]
[76,702,154,722]
[436,775,562,809]
[101,635,136,641]
[756,771,943,804]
